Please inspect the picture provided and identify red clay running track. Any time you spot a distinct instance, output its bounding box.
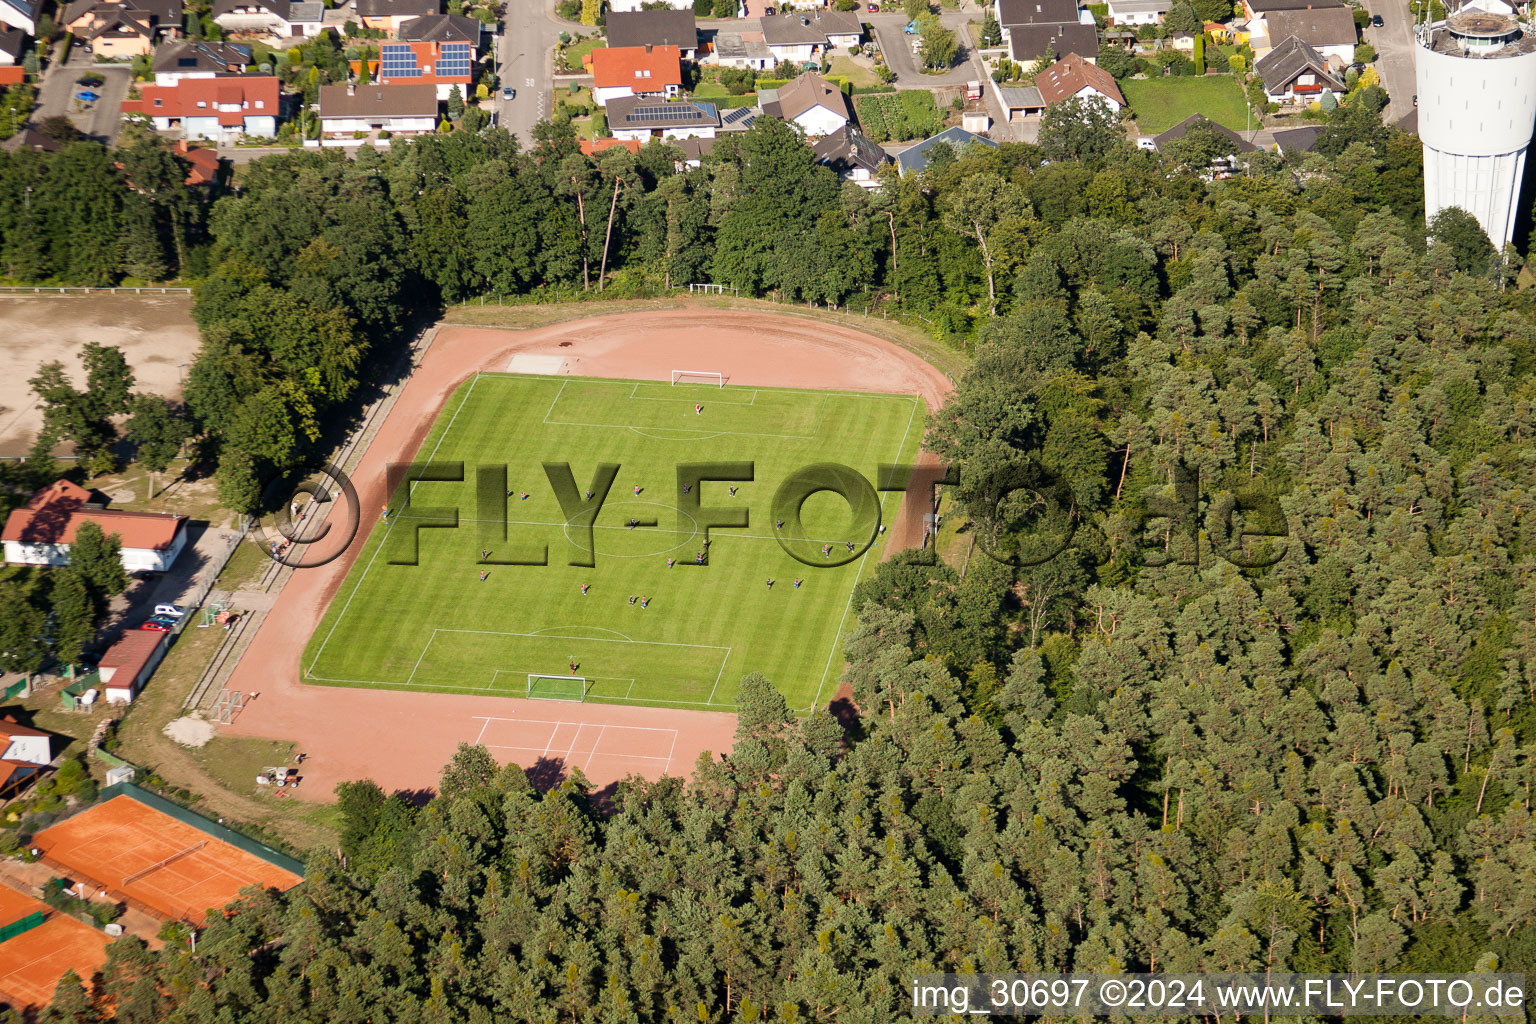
[222,308,954,799]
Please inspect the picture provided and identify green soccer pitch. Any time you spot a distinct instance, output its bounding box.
[300,373,924,712]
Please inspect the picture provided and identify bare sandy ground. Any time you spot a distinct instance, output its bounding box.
[0,295,199,456]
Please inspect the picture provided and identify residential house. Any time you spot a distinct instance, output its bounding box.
[717,104,758,133]
[1270,123,1322,153]
[760,9,860,64]
[1105,0,1169,25]
[606,95,720,140]
[607,9,698,59]
[1035,51,1124,112]
[398,12,481,45]
[994,83,1045,120]
[812,124,890,188]
[609,0,693,9]
[713,30,774,70]
[2,480,188,572]
[1009,22,1099,63]
[578,137,642,157]
[63,0,180,56]
[211,0,324,40]
[319,82,438,135]
[357,0,439,36]
[1152,113,1256,177]
[0,25,25,63]
[0,0,32,35]
[994,0,1076,42]
[1240,0,1339,22]
[1204,20,1233,40]
[760,72,848,137]
[588,44,682,105]
[0,129,61,152]
[0,718,51,799]
[672,135,714,168]
[1250,2,1355,60]
[152,40,253,84]
[174,140,224,185]
[120,74,280,140]
[895,125,998,174]
[83,9,156,57]
[377,39,476,100]
[1254,33,1344,102]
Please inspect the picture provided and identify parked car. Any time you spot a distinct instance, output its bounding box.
[502,87,515,100]
[130,569,163,580]
[867,2,879,9]
[1412,94,1418,106]
[1371,13,1383,26]
[903,20,918,32]
[140,620,174,632]
[154,604,186,619]
[1347,60,1366,73]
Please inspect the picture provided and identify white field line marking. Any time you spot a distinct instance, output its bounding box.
[478,369,921,402]
[404,629,438,686]
[539,379,569,426]
[705,646,732,705]
[474,717,493,745]
[434,627,728,653]
[539,722,564,759]
[308,375,482,674]
[564,723,584,763]
[805,395,922,714]
[665,729,679,771]
[472,715,679,735]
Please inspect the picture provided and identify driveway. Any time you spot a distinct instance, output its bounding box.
[1364,0,1416,124]
[35,53,130,144]
[499,0,571,145]
[869,11,984,88]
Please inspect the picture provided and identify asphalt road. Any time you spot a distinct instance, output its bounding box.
[35,52,130,144]
[500,0,562,145]
[868,9,985,88]
[1364,0,1417,125]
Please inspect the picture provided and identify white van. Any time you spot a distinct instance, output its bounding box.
[154,604,186,618]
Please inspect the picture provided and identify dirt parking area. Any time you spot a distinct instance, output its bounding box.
[0,294,200,456]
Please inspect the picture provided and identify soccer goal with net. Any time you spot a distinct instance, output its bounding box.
[527,674,588,701]
[671,370,724,388]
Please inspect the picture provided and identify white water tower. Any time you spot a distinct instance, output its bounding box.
[1415,0,1536,246]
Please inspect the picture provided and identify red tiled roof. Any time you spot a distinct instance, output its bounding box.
[588,44,682,90]
[98,630,163,686]
[0,717,49,740]
[0,66,24,85]
[121,75,280,127]
[579,137,641,155]
[1,479,185,551]
[1034,52,1126,107]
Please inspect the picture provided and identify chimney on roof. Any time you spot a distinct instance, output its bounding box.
[645,43,652,52]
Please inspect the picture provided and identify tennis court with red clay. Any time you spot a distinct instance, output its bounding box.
[0,884,109,1010]
[33,796,302,924]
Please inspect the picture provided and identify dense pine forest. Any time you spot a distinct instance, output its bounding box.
[5,106,1536,1021]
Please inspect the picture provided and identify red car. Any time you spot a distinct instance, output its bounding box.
[140,620,173,632]
[867,2,879,9]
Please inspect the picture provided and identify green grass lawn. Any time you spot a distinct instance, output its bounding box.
[827,56,880,88]
[563,35,605,68]
[1121,75,1252,133]
[301,374,923,714]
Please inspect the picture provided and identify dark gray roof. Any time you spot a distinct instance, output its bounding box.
[606,9,697,49]
[673,136,715,161]
[288,0,321,20]
[718,104,757,129]
[605,95,720,129]
[813,125,890,176]
[1271,124,1323,152]
[997,0,1077,25]
[398,12,479,42]
[355,0,436,17]
[1153,114,1257,153]
[1255,33,1344,92]
[759,8,860,43]
[0,0,31,20]
[152,40,253,74]
[1261,5,1356,45]
[1246,0,1341,11]
[0,25,25,59]
[895,125,997,174]
[1008,21,1098,61]
[0,129,61,153]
